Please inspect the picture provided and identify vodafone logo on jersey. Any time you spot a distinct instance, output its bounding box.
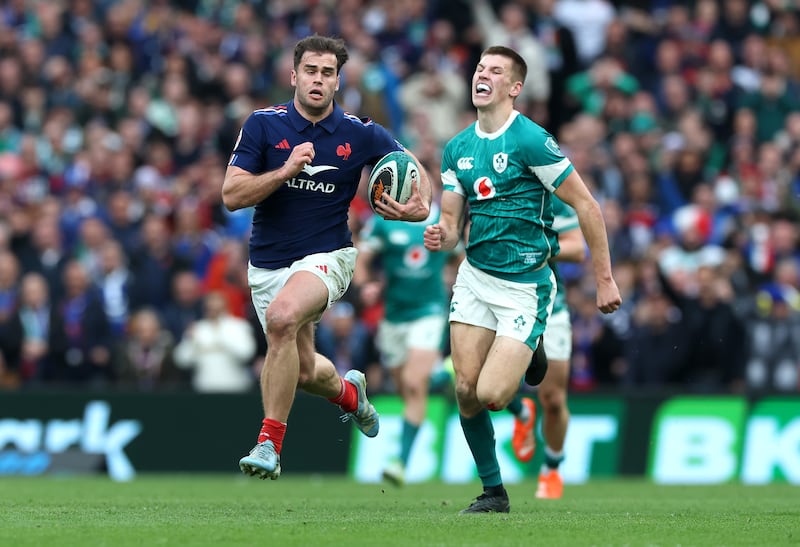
[474,177,496,200]
[403,245,428,269]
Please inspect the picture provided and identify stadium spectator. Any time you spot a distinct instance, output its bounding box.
[531,0,581,133]
[746,285,800,393]
[470,0,550,120]
[554,0,616,68]
[202,237,250,319]
[96,238,135,337]
[398,49,467,148]
[46,259,113,386]
[18,214,69,302]
[659,263,747,392]
[114,307,183,392]
[623,286,688,387]
[16,272,52,385]
[103,189,143,257]
[173,290,256,393]
[160,269,204,342]
[0,250,21,387]
[128,214,186,311]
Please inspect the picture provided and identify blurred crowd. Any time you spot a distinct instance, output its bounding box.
[0,0,799,395]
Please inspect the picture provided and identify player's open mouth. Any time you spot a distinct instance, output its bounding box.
[475,83,491,95]
[309,89,323,98]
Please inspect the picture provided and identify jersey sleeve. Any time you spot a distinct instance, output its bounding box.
[228,111,266,174]
[551,196,580,234]
[524,129,574,193]
[441,142,466,196]
[357,215,386,253]
[366,122,404,165]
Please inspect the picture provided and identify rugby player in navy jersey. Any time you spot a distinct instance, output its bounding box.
[222,35,432,480]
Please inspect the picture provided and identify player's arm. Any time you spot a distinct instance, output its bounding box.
[352,243,384,310]
[222,142,315,211]
[553,170,621,313]
[424,191,466,252]
[374,149,432,222]
[553,227,586,263]
[352,245,375,288]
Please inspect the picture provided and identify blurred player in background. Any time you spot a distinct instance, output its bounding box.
[424,45,620,513]
[353,179,462,486]
[222,35,432,480]
[506,196,586,499]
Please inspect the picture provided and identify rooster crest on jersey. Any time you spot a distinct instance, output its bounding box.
[367,151,419,214]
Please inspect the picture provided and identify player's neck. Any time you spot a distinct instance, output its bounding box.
[293,97,334,124]
[476,104,515,134]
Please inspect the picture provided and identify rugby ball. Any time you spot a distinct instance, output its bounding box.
[367,151,419,213]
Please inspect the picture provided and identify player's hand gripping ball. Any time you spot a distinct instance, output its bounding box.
[367,151,419,214]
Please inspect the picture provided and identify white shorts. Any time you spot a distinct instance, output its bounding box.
[376,315,447,369]
[543,308,572,362]
[248,247,358,333]
[449,259,555,351]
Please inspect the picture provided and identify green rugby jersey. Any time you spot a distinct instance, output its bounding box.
[551,196,580,314]
[442,110,573,282]
[359,205,451,322]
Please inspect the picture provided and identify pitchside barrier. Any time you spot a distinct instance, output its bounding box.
[1,391,799,484]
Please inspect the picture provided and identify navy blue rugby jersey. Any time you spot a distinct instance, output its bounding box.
[229,100,403,269]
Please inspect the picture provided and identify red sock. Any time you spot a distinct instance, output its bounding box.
[257,418,287,453]
[327,376,358,413]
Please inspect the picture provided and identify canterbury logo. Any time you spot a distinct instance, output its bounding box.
[315,264,328,274]
[457,157,474,169]
[274,139,290,149]
[336,142,352,160]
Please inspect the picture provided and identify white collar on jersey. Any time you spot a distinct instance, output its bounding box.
[474,110,519,140]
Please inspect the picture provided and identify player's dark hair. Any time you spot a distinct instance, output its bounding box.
[294,35,349,73]
[481,45,527,85]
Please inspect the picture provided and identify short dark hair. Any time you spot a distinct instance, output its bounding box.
[294,35,349,73]
[481,45,527,85]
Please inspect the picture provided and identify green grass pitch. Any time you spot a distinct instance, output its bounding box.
[1,475,798,546]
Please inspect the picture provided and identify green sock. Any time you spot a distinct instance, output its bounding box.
[543,445,565,471]
[460,409,501,487]
[506,396,522,418]
[399,420,420,466]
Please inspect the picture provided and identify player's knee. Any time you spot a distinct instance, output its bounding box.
[296,370,315,387]
[265,303,300,338]
[540,389,567,414]
[402,381,423,400]
[476,385,512,412]
[401,372,428,398]
[454,379,476,405]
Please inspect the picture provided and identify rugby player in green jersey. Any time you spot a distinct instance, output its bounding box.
[423,45,621,513]
[354,198,462,486]
[506,196,585,499]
